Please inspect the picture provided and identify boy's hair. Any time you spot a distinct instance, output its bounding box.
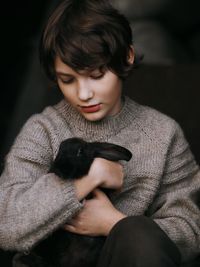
[40,0,133,81]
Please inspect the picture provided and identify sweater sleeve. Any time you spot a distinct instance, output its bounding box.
[0,115,83,252]
[150,122,200,262]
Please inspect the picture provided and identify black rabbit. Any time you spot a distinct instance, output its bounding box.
[50,137,132,179]
[16,138,132,267]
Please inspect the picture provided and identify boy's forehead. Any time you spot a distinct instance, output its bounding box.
[55,56,104,75]
[55,57,78,73]
[55,58,74,74]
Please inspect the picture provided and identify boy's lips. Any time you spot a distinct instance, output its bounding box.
[80,104,101,113]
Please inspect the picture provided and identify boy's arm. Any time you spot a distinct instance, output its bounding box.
[149,122,200,262]
[0,115,84,252]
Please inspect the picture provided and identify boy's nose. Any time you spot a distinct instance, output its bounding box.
[78,83,94,101]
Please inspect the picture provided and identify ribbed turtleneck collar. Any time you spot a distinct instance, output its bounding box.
[55,95,140,141]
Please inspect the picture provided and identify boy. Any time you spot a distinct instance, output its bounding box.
[0,1,200,266]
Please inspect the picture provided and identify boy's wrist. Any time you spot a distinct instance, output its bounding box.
[73,174,101,201]
[86,173,104,188]
[104,212,127,236]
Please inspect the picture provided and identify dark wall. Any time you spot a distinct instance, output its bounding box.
[1,0,48,155]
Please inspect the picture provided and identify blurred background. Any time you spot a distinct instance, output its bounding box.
[0,0,200,266]
[1,0,200,167]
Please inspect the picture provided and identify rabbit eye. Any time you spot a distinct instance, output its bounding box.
[77,148,83,157]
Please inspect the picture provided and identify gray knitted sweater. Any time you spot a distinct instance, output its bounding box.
[0,96,200,262]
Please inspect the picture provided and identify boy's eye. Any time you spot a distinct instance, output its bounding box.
[60,78,74,84]
[90,72,105,80]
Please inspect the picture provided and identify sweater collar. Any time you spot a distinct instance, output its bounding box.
[56,95,140,141]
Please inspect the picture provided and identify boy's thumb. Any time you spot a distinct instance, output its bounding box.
[93,188,106,198]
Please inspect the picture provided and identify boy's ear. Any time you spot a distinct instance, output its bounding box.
[128,45,135,64]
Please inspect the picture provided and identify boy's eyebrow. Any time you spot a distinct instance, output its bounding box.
[55,69,103,77]
[55,71,73,77]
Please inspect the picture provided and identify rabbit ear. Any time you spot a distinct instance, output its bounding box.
[92,142,132,162]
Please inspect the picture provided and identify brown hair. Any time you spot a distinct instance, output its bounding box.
[40,0,134,81]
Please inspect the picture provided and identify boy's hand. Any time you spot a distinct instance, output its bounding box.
[88,158,124,189]
[63,189,126,236]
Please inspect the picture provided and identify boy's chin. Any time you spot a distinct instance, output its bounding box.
[81,111,106,122]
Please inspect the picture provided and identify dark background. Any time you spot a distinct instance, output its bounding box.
[0,1,200,266]
[1,0,49,162]
[1,0,200,165]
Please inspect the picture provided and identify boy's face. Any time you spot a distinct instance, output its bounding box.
[55,56,123,121]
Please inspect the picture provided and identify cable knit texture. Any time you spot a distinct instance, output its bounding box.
[0,96,199,262]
